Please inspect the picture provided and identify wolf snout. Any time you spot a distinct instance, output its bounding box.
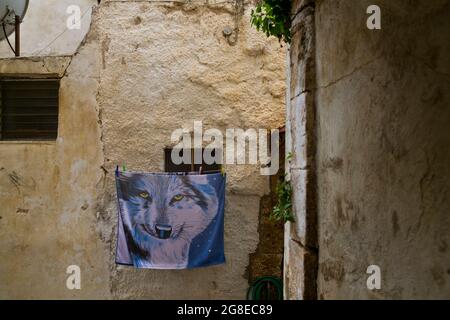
[155,224,172,239]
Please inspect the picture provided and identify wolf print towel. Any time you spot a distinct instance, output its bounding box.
[115,170,226,269]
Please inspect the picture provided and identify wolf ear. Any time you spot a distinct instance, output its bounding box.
[117,175,132,201]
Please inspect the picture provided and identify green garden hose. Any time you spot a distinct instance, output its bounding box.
[247,276,283,300]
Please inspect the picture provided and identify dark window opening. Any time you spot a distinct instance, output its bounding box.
[164,148,222,173]
[0,79,59,140]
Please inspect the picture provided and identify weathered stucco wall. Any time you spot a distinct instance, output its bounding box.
[97,0,285,299]
[286,0,450,299]
[0,0,286,299]
[0,45,111,298]
[314,0,450,299]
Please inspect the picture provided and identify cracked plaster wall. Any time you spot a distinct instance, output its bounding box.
[314,0,450,299]
[285,0,450,300]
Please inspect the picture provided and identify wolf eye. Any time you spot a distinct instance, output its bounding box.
[139,191,151,200]
[172,194,184,202]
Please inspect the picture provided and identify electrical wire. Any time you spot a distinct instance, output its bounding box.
[29,0,243,55]
[33,5,93,56]
[2,22,15,55]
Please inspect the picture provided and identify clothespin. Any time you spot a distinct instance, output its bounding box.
[199,166,203,175]
[122,163,127,172]
[221,166,225,177]
[115,165,119,177]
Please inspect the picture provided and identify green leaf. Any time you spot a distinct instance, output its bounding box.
[250,0,292,43]
[269,174,294,224]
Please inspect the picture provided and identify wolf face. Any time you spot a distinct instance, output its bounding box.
[117,174,218,268]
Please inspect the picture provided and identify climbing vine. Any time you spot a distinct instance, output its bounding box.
[250,0,292,43]
[271,174,294,223]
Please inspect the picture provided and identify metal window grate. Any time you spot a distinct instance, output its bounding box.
[0,79,59,140]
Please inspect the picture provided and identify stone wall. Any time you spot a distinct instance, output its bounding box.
[284,0,317,300]
[0,0,286,299]
[286,0,450,299]
[248,131,285,286]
